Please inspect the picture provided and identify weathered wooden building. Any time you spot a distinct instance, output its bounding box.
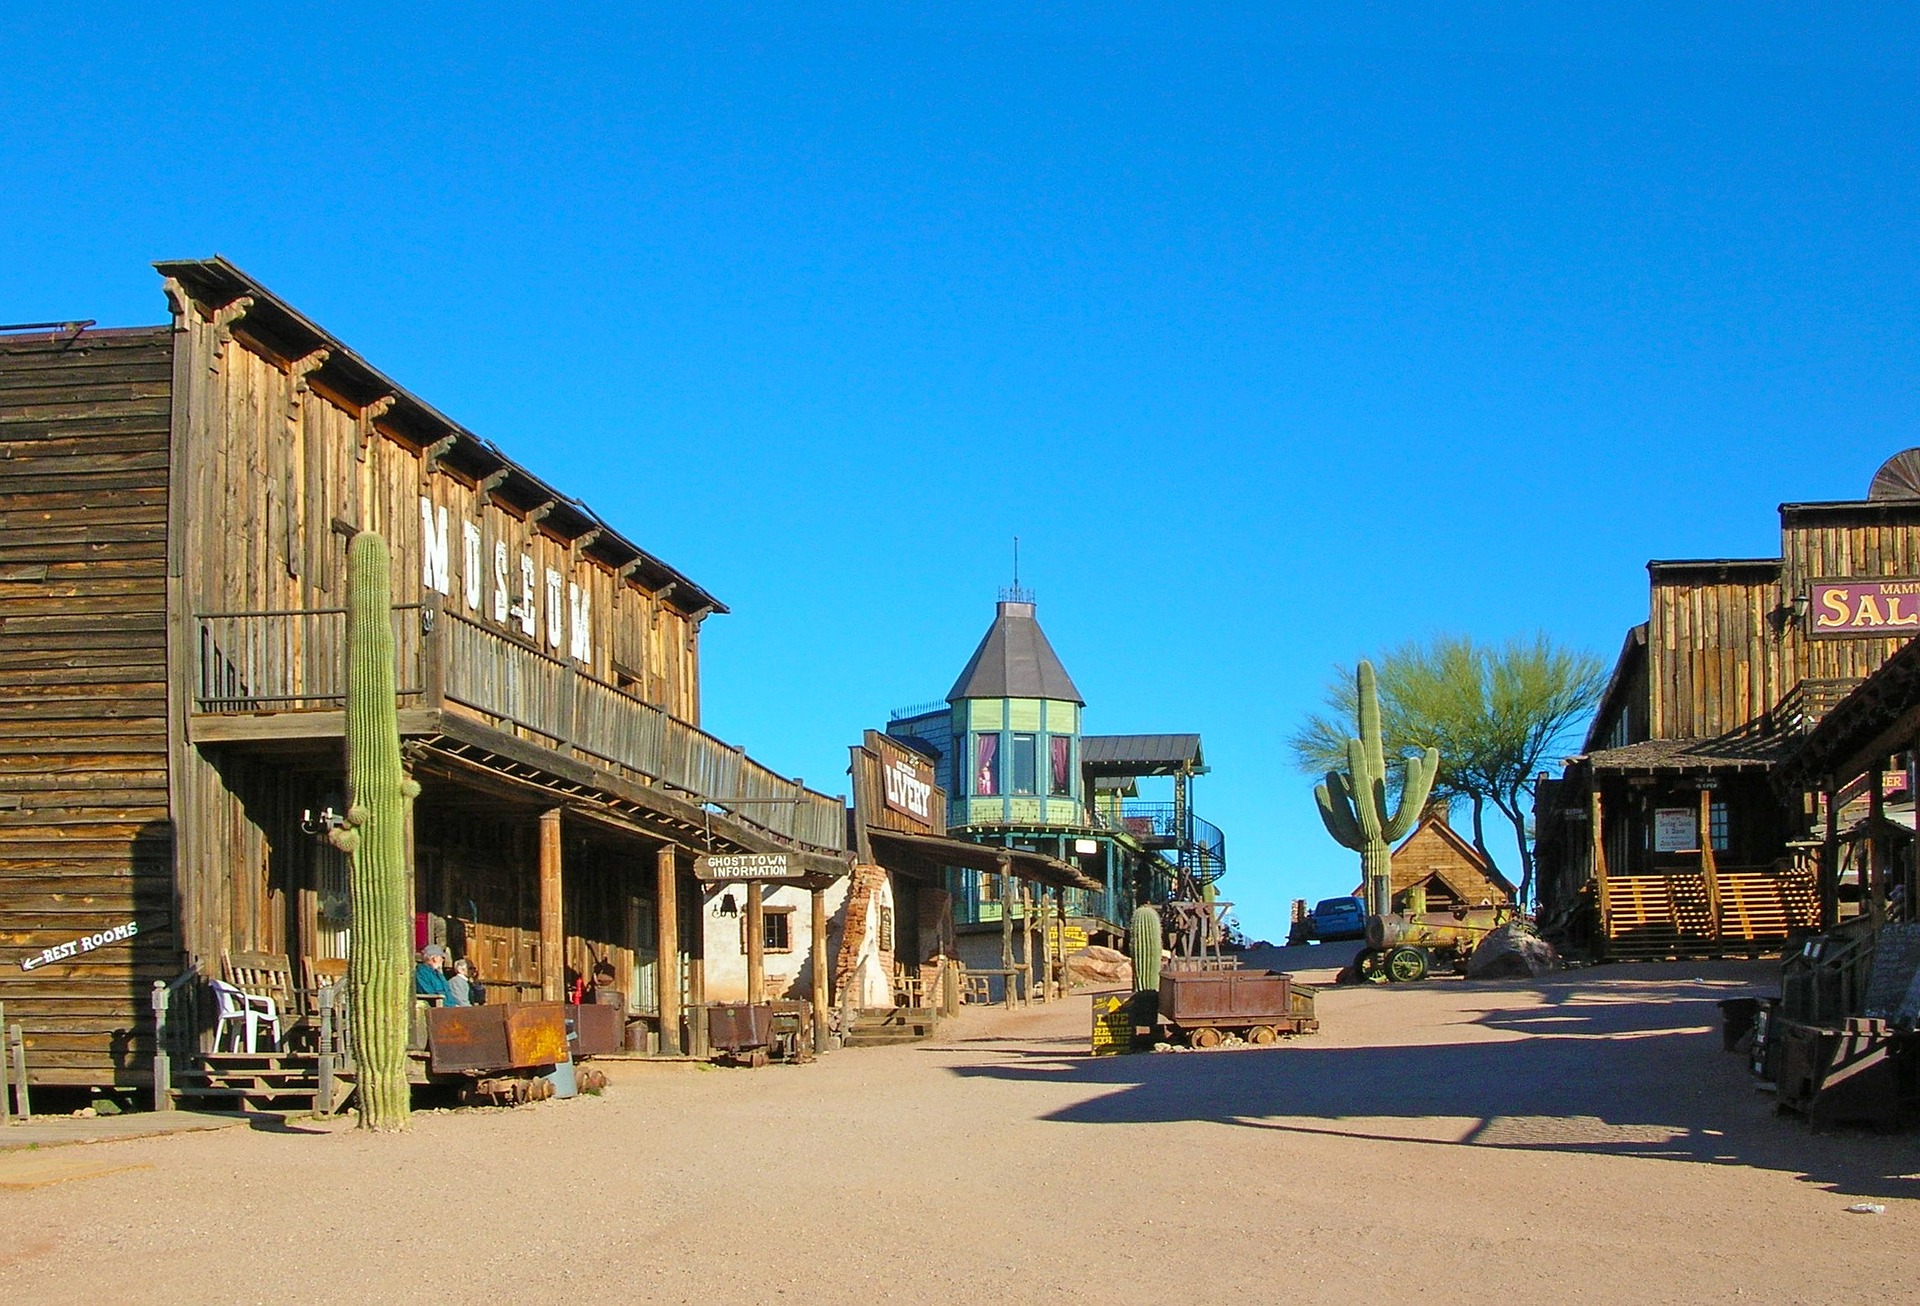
[1364,807,1514,914]
[1536,470,1920,957]
[0,260,849,1089]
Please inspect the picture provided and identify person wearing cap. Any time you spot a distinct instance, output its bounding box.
[415,944,459,1005]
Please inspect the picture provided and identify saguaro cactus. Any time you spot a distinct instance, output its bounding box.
[1313,660,1439,919]
[1129,904,1163,994]
[328,532,420,1132]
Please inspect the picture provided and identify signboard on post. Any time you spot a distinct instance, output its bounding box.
[693,852,797,883]
[1808,578,1920,638]
[1653,808,1698,854]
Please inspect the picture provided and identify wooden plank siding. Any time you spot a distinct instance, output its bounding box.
[1646,562,1781,740]
[0,327,177,1084]
[1779,503,1920,685]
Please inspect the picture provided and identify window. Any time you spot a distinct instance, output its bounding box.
[1709,802,1729,853]
[743,906,795,954]
[1011,733,1037,795]
[974,733,999,796]
[1050,735,1072,796]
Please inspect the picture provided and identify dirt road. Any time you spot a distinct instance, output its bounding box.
[3,962,1914,1304]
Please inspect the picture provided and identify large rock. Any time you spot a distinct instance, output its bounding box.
[1065,945,1133,988]
[1467,924,1558,979]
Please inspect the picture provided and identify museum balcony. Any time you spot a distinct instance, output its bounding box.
[190,599,847,858]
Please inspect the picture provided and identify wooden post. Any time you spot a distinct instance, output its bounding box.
[1589,784,1610,946]
[1060,887,1072,998]
[1019,884,1035,1006]
[999,863,1015,1010]
[149,982,171,1113]
[1698,786,1721,940]
[687,950,708,1057]
[315,984,336,1119]
[539,808,564,1002]
[8,1022,28,1122]
[1869,768,1886,931]
[0,1002,8,1125]
[1821,783,1841,931]
[421,591,445,709]
[1035,884,1052,1004]
[746,881,766,1003]
[811,886,830,1053]
[656,844,681,1055]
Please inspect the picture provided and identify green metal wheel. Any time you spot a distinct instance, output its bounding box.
[1386,946,1429,983]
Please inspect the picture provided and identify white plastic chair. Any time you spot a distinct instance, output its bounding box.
[209,979,281,1053]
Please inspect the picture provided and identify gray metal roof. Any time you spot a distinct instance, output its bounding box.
[1081,733,1205,776]
[946,601,1084,705]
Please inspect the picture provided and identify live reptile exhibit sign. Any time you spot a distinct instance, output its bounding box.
[1810,578,1920,637]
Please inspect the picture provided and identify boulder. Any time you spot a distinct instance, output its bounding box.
[1065,946,1132,988]
[1467,924,1558,979]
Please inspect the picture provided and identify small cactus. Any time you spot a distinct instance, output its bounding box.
[1314,660,1439,918]
[330,532,421,1132]
[1130,904,1163,993]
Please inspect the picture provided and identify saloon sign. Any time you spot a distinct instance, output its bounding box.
[1809,578,1920,638]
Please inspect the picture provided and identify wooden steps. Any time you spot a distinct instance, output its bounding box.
[176,1052,354,1115]
[842,1008,939,1049]
[1603,868,1814,958]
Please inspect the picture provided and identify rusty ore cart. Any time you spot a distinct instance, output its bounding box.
[1157,969,1319,1047]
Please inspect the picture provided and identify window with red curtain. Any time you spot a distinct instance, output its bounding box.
[1050,736,1072,796]
[974,733,999,796]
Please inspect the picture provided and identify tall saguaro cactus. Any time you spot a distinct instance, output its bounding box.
[1313,661,1439,919]
[328,532,420,1132]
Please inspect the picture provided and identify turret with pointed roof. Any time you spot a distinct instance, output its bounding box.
[947,600,1084,705]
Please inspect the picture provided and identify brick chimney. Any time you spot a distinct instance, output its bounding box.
[1421,798,1450,829]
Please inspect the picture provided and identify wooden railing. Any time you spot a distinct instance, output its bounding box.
[1769,677,1863,735]
[194,603,846,852]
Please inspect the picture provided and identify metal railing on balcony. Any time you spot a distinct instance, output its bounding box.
[1086,800,1227,888]
[193,603,845,852]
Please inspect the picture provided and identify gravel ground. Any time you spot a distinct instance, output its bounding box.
[3,961,1915,1304]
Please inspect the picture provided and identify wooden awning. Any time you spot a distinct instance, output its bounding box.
[867,828,1099,891]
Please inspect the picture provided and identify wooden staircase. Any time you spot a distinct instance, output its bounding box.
[842,1008,939,1049]
[175,1052,355,1115]
[1602,866,1819,959]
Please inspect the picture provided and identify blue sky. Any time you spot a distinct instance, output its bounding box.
[5,5,1916,938]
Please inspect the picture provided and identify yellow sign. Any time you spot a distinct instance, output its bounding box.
[1052,923,1089,955]
[1091,995,1133,1056]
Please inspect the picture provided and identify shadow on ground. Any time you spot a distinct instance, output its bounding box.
[945,976,1920,1201]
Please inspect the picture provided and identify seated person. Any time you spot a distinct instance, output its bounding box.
[448,956,480,1006]
[415,944,458,1004]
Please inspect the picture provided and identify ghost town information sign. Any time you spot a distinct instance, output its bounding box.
[692,853,799,882]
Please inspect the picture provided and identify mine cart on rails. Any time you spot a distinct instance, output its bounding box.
[1155,898,1319,1047]
[1351,904,1511,983]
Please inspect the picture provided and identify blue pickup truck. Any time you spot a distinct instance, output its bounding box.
[1307,895,1369,943]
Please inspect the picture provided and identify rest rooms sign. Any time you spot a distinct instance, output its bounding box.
[693,853,796,882]
[1810,578,1920,637]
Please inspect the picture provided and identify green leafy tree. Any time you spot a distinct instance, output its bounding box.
[1291,635,1604,906]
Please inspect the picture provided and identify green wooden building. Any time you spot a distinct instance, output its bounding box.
[888,594,1224,955]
